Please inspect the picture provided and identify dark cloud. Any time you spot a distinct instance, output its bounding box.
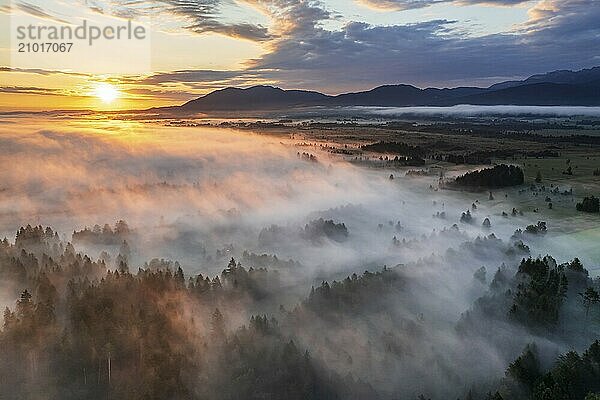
[137,70,242,84]
[123,69,267,98]
[182,20,269,41]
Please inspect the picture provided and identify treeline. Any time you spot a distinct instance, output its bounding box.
[301,218,349,243]
[72,220,132,246]
[451,164,525,188]
[361,141,426,157]
[304,267,403,314]
[259,218,349,246]
[384,121,600,146]
[576,196,599,213]
[431,149,560,166]
[241,251,302,270]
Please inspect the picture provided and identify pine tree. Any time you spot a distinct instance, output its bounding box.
[210,308,226,341]
[174,266,185,288]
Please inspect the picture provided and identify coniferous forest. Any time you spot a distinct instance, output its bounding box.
[1,222,599,400]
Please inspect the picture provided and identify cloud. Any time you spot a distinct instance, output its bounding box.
[356,0,531,11]
[85,0,271,41]
[241,0,600,90]
[161,0,270,41]
[0,86,64,95]
[116,69,272,100]
[0,67,269,104]
[11,1,70,24]
[0,67,89,77]
[46,0,596,101]
[124,87,195,101]
[524,0,600,35]
[356,0,446,11]
[136,70,242,84]
[104,1,337,98]
[242,0,332,34]
[4,0,599,100]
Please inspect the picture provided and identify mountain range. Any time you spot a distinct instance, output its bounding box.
[161,66,600,112]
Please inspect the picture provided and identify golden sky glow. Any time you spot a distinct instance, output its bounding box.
[94,83,119,104]
[0,0,597,111]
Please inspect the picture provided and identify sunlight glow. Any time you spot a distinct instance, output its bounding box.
[94,83,120,104]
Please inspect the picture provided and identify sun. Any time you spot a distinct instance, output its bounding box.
[94,83,120,104]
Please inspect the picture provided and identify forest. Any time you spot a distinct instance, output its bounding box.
[1,223,599,400]
[451,165,525,189]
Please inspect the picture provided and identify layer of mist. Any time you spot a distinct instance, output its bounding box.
[0,115,598,400]
[355,105,600,117]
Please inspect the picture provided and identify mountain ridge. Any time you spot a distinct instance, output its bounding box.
[159,66,600,112]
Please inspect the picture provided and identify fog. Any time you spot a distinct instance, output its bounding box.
[0,116,528,272]
[355,105,600,117]
[0,114,597,399]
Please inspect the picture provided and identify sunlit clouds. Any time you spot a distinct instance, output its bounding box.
[0,0,599,110]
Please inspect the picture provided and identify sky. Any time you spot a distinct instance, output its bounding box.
[0,0,598,110]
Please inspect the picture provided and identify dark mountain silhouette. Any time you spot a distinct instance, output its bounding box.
[180,86,329,111]
[488,66,600,90]
[161,66,600,112]
[331,85,487,106]
[456,82,600,106]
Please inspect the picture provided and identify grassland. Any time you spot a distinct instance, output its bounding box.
[240,115,600,270]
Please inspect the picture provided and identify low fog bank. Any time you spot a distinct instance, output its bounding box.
[0,115,598,399]
[0,116,583,276]
[354,105,600,117]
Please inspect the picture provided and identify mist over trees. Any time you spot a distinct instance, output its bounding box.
[72,220,132,246]
[1,117,599,400]
[301,218,349,243]
[0,229,343,400]
[1,223,599,400]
